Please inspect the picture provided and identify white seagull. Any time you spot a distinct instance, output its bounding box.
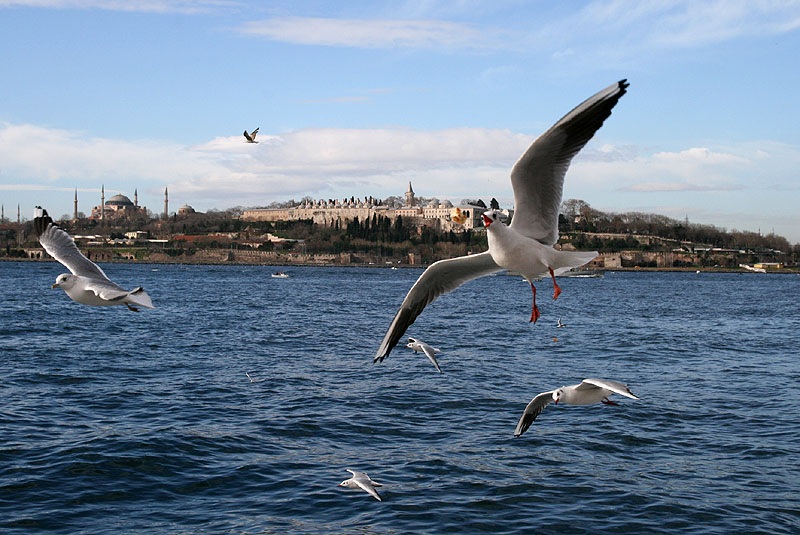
[243,127,259,143]
[33,207,155,311]
[338,469,383,501]
[514,378,639,437]
[374,80,628,364]
[406,337,443,373]
[556,318,566,328]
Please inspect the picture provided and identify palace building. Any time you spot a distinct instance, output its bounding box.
[241,182,486,232]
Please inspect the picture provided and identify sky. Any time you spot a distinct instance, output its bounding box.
[1,0,799,244]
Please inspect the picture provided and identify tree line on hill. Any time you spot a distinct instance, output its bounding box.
[3,197,796,264]
[558,199,792,253]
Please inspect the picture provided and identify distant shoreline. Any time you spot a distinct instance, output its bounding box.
[4,257,797,274]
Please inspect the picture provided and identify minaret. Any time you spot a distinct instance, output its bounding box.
[101,185,105,226]
[134,188,138,207]
[73,189,78,220]
[163,187,169,219]
[1,204,4,222]
[405,181,415,207]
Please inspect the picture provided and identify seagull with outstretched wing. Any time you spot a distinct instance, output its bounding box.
[338,469,383,501]
[374,80,629,365]
[514,378,640,437]
[243,127,259,143]
[33,207,154,311]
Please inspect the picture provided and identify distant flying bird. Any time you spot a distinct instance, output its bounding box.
[557,318,566,328]
[338,469,383,501]
[243,127,259,143]
[33,207,155,311]
[405,337,443,373]
[374,80,628,365]
[514,378,639,437]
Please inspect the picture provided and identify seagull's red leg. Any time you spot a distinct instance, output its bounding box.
[601,398,619,406]
[529,282,541,323]
[549,267,562,300]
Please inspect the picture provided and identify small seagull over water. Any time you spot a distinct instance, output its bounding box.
[243,127,259,143]
[514,378,639,437]
[374,80,628,365]
[338,469,383,501]
[33,207,154,311]
[406,337,443,373]
[556,318,566,328]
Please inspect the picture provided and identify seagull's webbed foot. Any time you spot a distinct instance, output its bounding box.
[549,267,562,300]
[529,282,541,323]
[601,398,619,406]
[126,304,140,312]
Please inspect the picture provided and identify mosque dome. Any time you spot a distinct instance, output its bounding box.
[177,204,196,215]
[106,193,134,206]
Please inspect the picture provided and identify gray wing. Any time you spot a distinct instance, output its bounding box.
[350,470,383,501]
[420,343,443,373]
[83,279,132,301]
[374,251,500,363]
[514,391,555,437]
[250,127,259,139]
[33,208,110,281]
[581,378,639,400]
[243,130,253,141]
[509,80,628,245]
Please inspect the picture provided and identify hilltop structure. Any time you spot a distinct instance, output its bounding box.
[89,185,149,222]
[241,181,487,232]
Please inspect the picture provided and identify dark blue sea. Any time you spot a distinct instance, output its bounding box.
[2,261,799,534]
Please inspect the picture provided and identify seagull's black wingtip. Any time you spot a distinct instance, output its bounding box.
[33,207,54,238]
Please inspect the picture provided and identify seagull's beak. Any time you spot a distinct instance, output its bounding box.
[481,214,492,227]
[51,283,58,289]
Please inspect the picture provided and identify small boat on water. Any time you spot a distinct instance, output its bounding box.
[558,268,605,278]
[739,264,766,273]
[271,271,289,279]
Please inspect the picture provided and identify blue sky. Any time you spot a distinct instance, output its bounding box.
[1,0,799,244]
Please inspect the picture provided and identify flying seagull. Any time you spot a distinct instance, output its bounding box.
[406,337,443,373]
[243,127,259,143]
[33,207,155,311]
[338,469,383,501]
[514,378,639,437]
[374,80,628,364]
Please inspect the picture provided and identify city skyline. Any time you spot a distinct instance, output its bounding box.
[1,1,799,243]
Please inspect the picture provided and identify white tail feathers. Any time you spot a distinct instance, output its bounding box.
[551,250,599,276]
[127,287,155,309]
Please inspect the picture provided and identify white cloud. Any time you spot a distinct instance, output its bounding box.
[3,122,798,242]
[0,123,225,183]
[589,0,800,45]
[0,0,233,13]
[0,122,532,211]
[538,0,800,68]
[236,16,508,50]
[566,145,756,193]
[5,123,796,204]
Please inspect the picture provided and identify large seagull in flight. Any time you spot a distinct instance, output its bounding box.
[33,207,155,311]
[375,80,628,364]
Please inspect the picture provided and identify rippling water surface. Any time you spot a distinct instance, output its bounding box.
[2,261,799,533]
